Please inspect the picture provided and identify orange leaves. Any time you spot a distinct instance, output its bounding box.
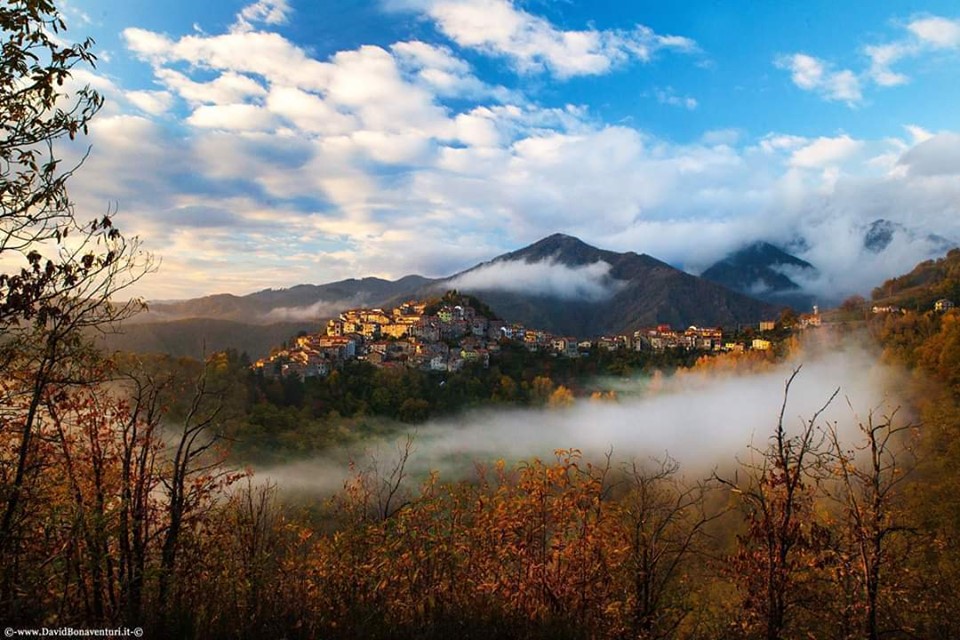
[305,448,626,634]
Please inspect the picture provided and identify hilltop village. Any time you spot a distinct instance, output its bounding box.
[253,293,823,380]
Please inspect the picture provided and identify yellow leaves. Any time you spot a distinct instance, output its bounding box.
[547,385,575,408]
[590,390,618,402]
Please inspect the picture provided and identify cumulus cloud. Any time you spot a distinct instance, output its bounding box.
[776,53,862,104]
[903,124,934,145]
[391,40,513,100]
[396,0,697,78]
[59,0,960,304]
[897,132,960,177]
[187,103,277,131]
[789,135,864,168]
[907,16,960,48]
[71,102,960,302]
[864,43,910,87]
[233,0,291,33]
[447,258,625,301]
[791,14,960,96]
[155,69,268,105]
[124,89,173,115]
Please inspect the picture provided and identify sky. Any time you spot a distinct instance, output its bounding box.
[51,0,960,301]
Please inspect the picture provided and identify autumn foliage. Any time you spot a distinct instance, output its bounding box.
[2,2,959,637]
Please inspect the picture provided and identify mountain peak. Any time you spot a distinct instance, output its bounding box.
[498,233,609,267]
[528,233,596,252]
[701,241,816,309]
[723,241,814,270]
[539,232,582,242]
[864,219,898,253]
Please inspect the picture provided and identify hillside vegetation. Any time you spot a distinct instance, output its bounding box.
[871,246,960,308]
[96,317,318,360]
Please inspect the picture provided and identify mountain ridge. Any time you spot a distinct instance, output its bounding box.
[431,235,776,335]
[123,234,781,356]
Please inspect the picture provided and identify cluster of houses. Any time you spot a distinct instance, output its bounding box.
[872,298,955,315]
[252,297,821,380]
[254,297,504,379]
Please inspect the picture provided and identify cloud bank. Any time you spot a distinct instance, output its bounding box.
[447,258,625,301]
[262,297,366,322]
[257,337,907,495]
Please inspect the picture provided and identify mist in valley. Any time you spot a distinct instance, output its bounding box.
[257,332,910,497]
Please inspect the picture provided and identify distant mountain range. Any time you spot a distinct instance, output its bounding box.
[106,234,781,358]
[697,219,956,310]
[134,275,435,324]
[105,225,959,359]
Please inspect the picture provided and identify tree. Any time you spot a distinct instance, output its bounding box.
[839,295,868,320]
[825,407,917,640]
[0,0,151,615]
[615,456,719,639]
[156,364,245,633]
[717,368,838,640]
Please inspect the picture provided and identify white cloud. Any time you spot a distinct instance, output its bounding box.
[904,124,933,144]
[323,45,453,135]
[776,53,862,104]
[186,103,277,131]
[778,15,960,103]
[655,87,698,110]
[121,27,174,60]
[790,135,863,168]
[448,258,625,301]
[864,43,910,87]
[122,20,460,148]
[701,129,741,146]
[863,15,960,87]
[156,69,267,105]
[402,0,696,78]
[897,132,960,177]
[266,86,358,135]
[123,28,333,91]
[233,0,291,33]
[70,95,960,303]
[263,297,367,322]
[391,40,508,100]
[125,89,173,115]
[59,1,960,305]
[758,134,807,153]
[908,16,960,48]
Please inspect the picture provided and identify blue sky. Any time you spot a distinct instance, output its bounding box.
[53,0,960,300]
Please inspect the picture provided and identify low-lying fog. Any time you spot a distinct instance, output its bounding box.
[257,334,908,495]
